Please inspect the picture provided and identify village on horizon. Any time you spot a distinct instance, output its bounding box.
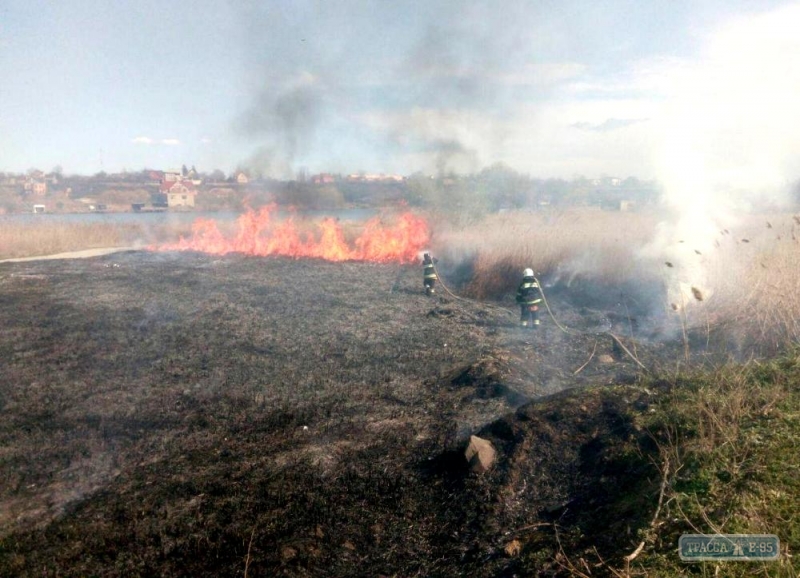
[1,164,661,216]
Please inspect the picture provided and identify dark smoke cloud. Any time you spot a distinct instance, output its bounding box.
[381,20,517,174]
[230,0,673,176]
[231,0,532,176]
[237,80,325,177]
[402,25,505,109]
[433,140,481,176]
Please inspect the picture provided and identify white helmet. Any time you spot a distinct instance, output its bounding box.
[523,268,534,277]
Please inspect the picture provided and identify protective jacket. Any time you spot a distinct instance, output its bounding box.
[423,260,437,281]
[516,277,542,305]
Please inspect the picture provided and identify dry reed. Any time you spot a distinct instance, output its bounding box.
[433,207,658,298]
[434,208,800,353]
[0,221,192,259]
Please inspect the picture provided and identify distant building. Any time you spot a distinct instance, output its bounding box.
[159,180,197,208]
[23,178,47,195]
[599,198,635,212]
[33,204,46,213]
[164,170,182,182]
[235,172,249,184]
[345,173,405,183]
[592,177,622,187]
[311,173,335,184]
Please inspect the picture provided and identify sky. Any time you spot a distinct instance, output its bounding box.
[1,0,800,183]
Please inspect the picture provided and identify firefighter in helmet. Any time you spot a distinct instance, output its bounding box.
[516,268,542,328]
[422,253,438,295]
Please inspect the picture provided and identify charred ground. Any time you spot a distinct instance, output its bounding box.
[0,252,738,576]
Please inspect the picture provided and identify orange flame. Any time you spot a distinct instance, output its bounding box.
[156,205,429,263]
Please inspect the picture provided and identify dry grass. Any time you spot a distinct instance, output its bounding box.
[5,206,800,354]
[433,207,800,354]
[0,221,193,260]
[432,207,658,298]
[683,213,800,354]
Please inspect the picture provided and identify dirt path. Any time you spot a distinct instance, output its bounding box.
[0,246,139,263]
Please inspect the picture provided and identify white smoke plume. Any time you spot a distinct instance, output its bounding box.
[642,3,800,309]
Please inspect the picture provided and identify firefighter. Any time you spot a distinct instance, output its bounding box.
[516,268,542,328]
[422,253,438,295]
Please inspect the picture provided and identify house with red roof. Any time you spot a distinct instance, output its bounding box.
[158,179,197,208]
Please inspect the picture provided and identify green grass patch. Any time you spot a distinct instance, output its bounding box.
[620,355,799,576]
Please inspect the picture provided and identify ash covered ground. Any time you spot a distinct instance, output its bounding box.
[0,252,681,576]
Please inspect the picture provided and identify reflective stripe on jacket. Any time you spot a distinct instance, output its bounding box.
[423,264,437,279]
[516,278,542,305]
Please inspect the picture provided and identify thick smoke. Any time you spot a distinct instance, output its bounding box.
[237,74,326,179]
[641,3,800,314]
[231,0,534,177]
[433,140,481,176]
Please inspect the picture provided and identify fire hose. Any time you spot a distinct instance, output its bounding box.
[429,261,649,373]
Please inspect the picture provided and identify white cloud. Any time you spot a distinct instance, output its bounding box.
[566,56,688,98]
[571,118,649,132]
[132,136,184,147]
[496,62,588,87]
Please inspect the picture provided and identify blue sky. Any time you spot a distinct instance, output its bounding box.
[1,0,798,180]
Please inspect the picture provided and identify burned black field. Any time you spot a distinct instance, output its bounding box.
[0,251,679,577]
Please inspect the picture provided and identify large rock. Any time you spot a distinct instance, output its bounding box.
[465,435,496,473]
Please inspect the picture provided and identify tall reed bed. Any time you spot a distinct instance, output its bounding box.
[696,214,800,354]
[432,208,657,298]
[433,207,800,353]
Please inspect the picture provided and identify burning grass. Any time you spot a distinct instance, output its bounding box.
[156,205,430,263]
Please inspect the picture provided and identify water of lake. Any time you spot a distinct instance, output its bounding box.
[0,208,379,226]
